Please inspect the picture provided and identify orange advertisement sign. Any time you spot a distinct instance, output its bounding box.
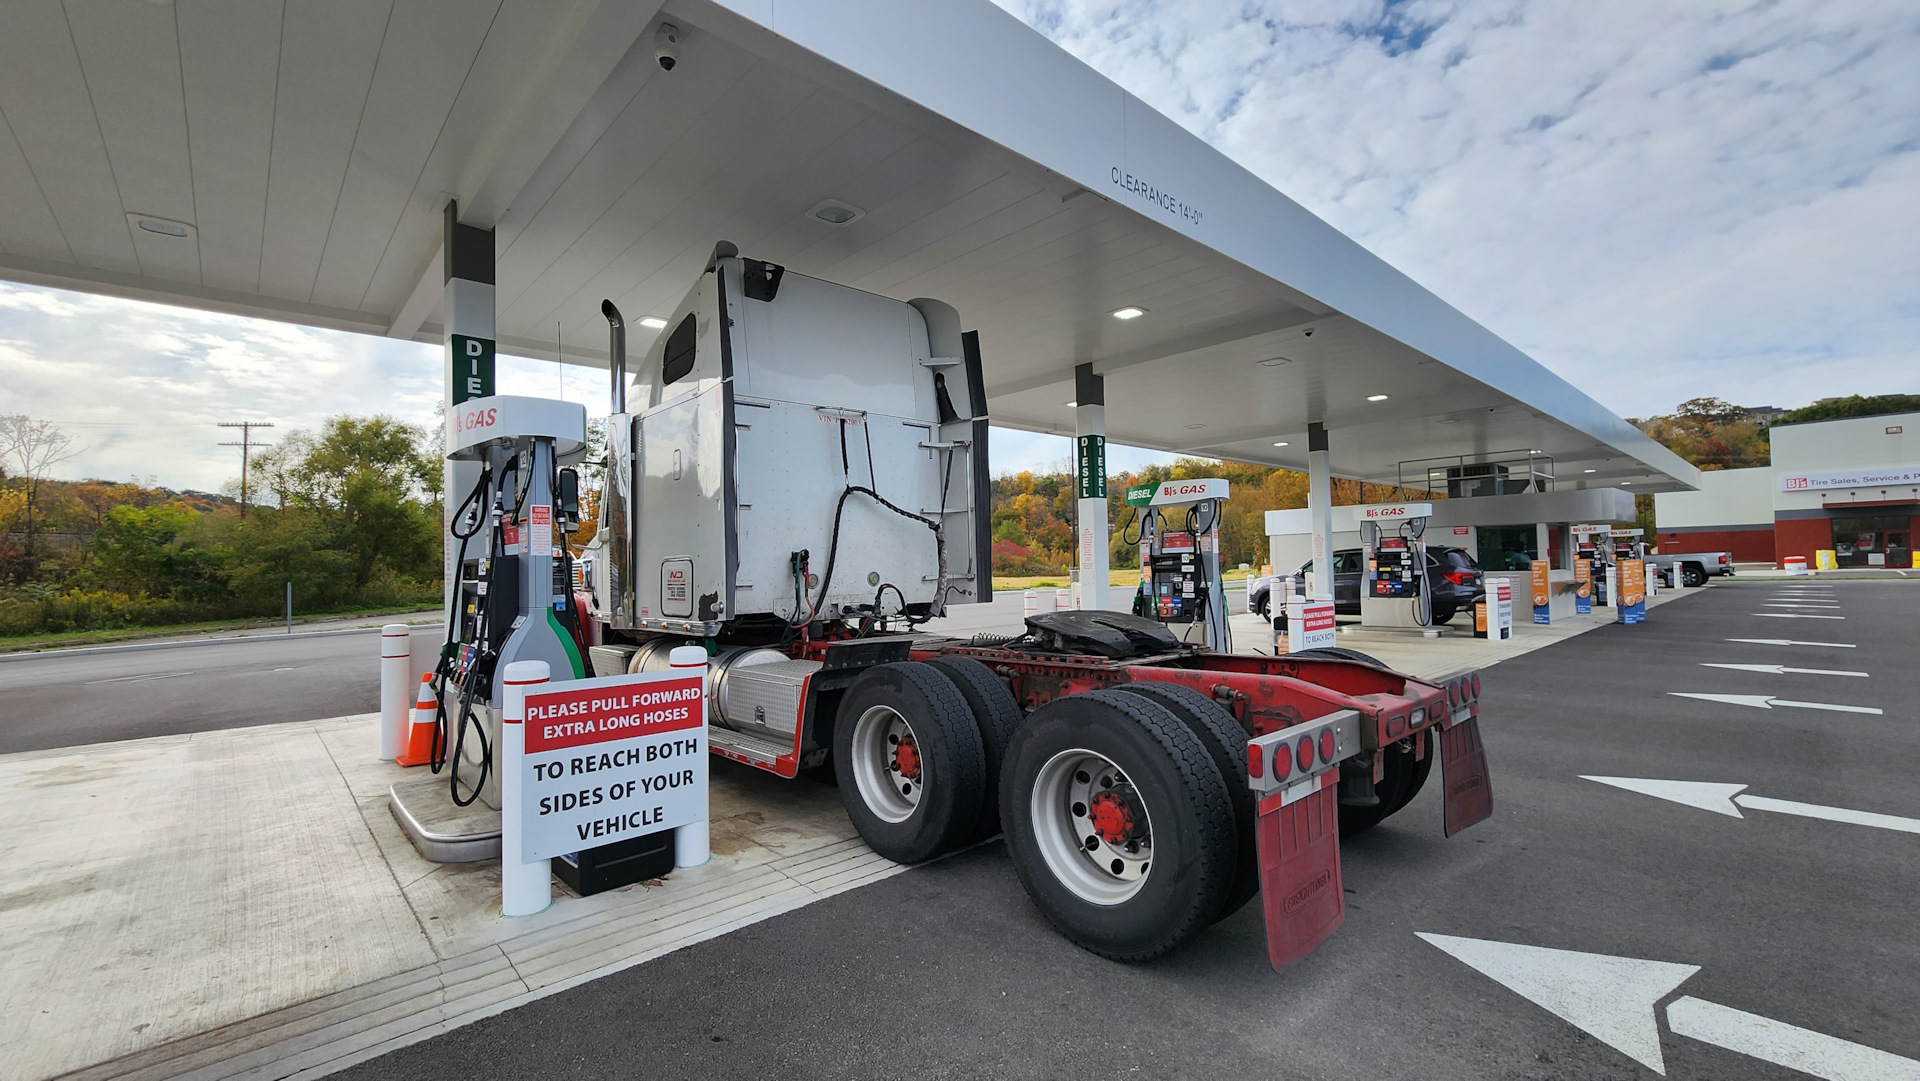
[1573,558,1590,597]
[1530,561,1549,607]
[1617,559,1645,609]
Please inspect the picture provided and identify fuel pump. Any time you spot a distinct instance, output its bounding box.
[1133,479,1231,650]
[429,395,591,810]
[1358,503,1434,630]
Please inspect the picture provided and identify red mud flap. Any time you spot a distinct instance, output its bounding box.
[1246,710,1359,972]
[1254,776,1344,972]
[1438,714,1493,836]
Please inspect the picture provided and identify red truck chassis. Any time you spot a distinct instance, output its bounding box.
[697,630,1492,972]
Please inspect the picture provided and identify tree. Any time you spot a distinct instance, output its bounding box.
[1772,394,1920,427]
[245,416,441,586]
[1631,399,1770,471]
[0,416,80,581]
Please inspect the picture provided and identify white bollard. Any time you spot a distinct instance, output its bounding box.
[1024,590,1038,617]
[1668,560,1685,592]
[1056,586,1072,612]
[500,660,553,917]
[669,645,711,868]
[378,625,411,760]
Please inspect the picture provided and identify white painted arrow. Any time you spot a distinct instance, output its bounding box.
[1700,663,1868,677]
[1726,638,1856,648]
[1755,612,1845,620]
[1582,776,1920,834]
[1419,933,1920,1079]
[1669,692,1882,715]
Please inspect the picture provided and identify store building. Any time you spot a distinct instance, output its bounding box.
[1655,411,1918,567]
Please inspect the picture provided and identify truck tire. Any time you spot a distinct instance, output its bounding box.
[1109,681,1259,923]
[833,662,986,864]
[926,656,1023,842]
[1683,563,1707,588]
[1386,735,1434,814]
[1001,690,1236,961]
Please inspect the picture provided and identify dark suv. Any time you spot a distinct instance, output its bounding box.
[1249,545,1485,626]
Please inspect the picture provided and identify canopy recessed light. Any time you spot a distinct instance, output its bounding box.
[1259,356,1292,367]
[1367,394,1389,402]
[638,316,669,330]
[1622,481,1632,486]
[1436,417,1460,425]
[1065,401,1077,408]
[1184,423,1206,430]
[1272,441,1289,447]
[807,199,865,226]
[1584,468,1597,473]
[126,212,194,239]
[1111,306,1147,320]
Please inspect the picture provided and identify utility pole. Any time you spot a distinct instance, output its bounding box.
[217,421,274,518]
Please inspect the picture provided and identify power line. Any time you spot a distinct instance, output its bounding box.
[216,421,274,518]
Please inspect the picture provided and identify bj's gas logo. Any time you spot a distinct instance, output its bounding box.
[1282,869,1332,914]
[456,406,498,433]
[1160,483,1209,497]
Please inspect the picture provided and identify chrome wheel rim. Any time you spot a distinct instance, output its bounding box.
[851,704,921,824]
[1030,749,1154,905]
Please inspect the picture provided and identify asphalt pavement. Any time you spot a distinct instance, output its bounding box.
[331,579,1918,1081]
[0,629,411,754]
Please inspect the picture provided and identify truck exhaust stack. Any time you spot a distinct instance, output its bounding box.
[601,299,626,413]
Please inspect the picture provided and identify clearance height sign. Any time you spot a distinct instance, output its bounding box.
[520,671,707,862]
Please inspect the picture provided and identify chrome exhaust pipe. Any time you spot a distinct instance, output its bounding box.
[601,299,626,413]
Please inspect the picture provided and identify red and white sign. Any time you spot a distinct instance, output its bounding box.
[1150,478,1229,505]
[1781,464,1920,491]
[519,671,707,861]
[1453,526,1471,536]
[1287,598,1338,653]
[528,504,553,558]
[1359,502,1434,521]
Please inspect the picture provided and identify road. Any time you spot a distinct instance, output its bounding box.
[330,579,1918,1081]
[0,630,404,754]
[0,588,1252,754]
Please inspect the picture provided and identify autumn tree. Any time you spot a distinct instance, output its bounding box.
[0,416,80,581]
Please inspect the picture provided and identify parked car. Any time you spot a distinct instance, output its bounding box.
[1250,546,1485,625]
[1641,551,1733,587]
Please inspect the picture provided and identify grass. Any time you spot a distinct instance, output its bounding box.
[0,603,444,654]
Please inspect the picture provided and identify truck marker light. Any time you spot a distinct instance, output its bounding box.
[1471,674,1481,698]
[1271,744,1290,781]
[1248,743,1265,779]
[1297,738,1314,773]
[1318,729,1335,762]
[1386,714,1406,738]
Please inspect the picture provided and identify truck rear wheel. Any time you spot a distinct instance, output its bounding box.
[834,662,986,864]
[1683,563,1707,587]
[926,656,1023,842]
[1001,690,1236,961]
[1108,681,1258,922]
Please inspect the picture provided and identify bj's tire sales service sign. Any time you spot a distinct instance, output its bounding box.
[521,670,707,862]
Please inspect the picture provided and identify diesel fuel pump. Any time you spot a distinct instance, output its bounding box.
[1130,478,1231,650]
[422,395,591,811]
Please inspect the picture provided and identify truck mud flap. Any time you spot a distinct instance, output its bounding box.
[1438,715,1493,836]
[1254,775,1344,972]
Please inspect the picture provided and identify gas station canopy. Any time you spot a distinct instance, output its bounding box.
[0,0,1698,493]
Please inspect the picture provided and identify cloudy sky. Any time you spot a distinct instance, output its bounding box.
[1,0,1913,492]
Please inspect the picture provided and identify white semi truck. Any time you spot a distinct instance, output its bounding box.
[421,242,1492,969]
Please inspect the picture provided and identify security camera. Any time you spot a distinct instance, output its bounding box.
[655,23,680,71]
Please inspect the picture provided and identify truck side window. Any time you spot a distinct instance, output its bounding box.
[662,313,697,386]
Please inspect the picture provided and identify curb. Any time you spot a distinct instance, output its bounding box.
[0,621,447,663]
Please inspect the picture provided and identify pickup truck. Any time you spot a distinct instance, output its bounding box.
[1642,551,1734,587]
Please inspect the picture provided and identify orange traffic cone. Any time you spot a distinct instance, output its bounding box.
[396,673,438,766]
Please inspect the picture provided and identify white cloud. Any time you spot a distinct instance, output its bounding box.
[993,0,1920,415]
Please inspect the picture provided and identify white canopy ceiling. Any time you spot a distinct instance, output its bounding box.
[0,0,1698,494]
